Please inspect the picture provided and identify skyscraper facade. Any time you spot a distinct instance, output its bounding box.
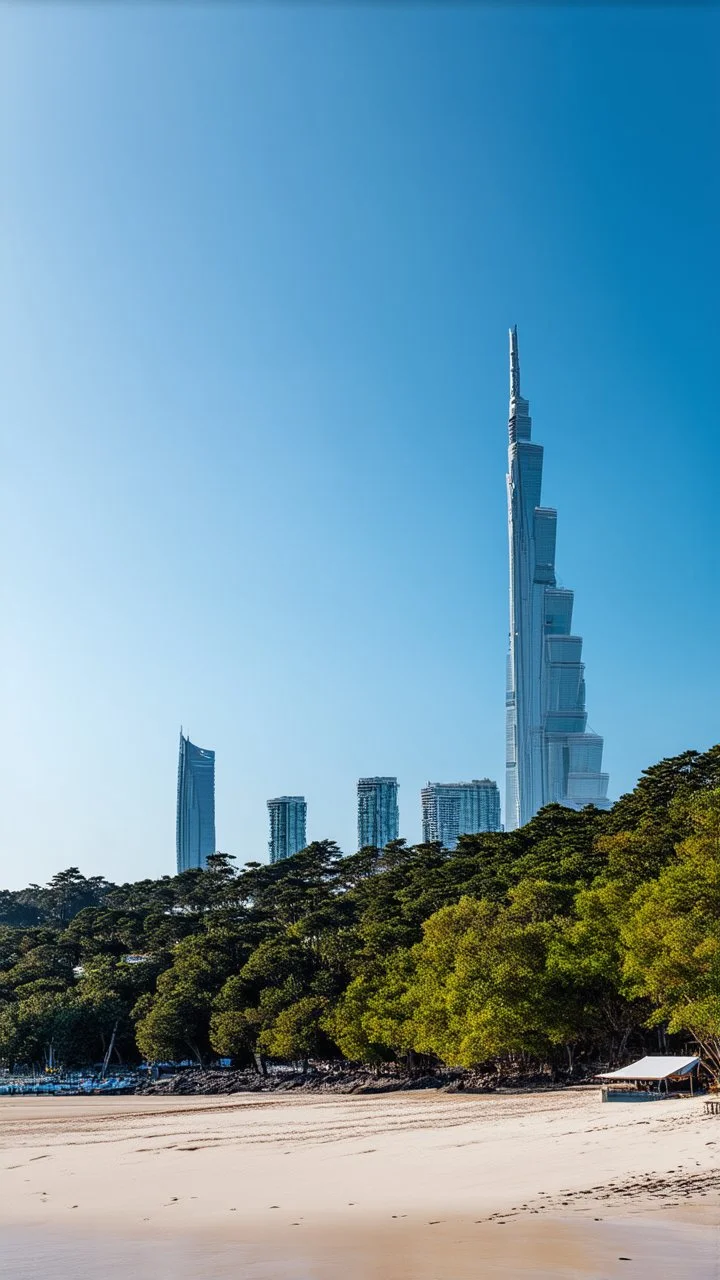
[268,796,307,863]
[421,779,501,849]
[357,777,399,849]
[176,731,216,873]
[505,328,609,830]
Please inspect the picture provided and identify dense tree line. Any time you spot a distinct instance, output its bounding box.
[0,746,718,1078]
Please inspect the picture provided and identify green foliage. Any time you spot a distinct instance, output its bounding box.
[621,790,720,1074]
[133,930,248,1063]
[1,745,719,1074]
[209,1008,261,1062]
[0,869,112,930]
[258,997,334,1062]
[395,892,564,1067]
[328,948,419,1061]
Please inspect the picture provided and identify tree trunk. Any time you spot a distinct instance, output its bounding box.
[693,1035,720,1083]
[187,1041,203,1067]
[617,1027,632,1061]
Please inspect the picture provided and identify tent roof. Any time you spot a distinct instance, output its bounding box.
[597,1055,700,1081]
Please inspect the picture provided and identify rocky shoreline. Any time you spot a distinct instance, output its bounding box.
[135,1063,597,1097]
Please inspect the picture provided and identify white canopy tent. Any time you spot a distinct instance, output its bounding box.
[598,1055,702,1101]
[598,1056,700,1081]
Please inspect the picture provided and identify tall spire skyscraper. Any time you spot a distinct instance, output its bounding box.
[505,328,609,830]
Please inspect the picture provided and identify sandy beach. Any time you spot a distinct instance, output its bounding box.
[1,1087,718,1277]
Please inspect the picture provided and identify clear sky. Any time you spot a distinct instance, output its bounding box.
[1,3,718,889]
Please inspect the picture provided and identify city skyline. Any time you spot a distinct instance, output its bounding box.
[3,5,716,887]
[176,731,216,873]
[505,329,610,830]
[191,324,611,866]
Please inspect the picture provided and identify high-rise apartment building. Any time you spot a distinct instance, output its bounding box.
[421,779,501,849]
[176,731,216,873]
[268,796,307,864]
[357,777,399,849]
[505,328,609,830]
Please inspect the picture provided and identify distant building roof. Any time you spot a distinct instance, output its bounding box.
[597,1055,700,1081]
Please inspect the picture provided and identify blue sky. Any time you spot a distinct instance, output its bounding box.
[1,4,718,888]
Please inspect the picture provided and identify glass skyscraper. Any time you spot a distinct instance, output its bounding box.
[268,796,307,864]
[421,779,501,849]
[176,731,216,873]
[357,777,399,849]
[505,328,609,830]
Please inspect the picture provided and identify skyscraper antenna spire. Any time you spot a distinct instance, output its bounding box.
[509,325,520,401]
[505,328,609,831]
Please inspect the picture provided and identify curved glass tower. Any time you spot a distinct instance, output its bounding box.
[176,731,216,872]
[505,328,609,830]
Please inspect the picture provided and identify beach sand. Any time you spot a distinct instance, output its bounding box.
[0,1088,718,1277]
